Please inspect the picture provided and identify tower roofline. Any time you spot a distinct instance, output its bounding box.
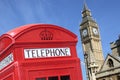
[82,2,90,12]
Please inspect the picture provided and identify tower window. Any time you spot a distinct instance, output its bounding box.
[107,59,114,68]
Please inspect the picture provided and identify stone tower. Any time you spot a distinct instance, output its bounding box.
[110,36,120,57]
[80,3,104,80]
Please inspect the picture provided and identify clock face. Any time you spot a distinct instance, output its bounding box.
[93,28,98,35]
[82,29,88,37]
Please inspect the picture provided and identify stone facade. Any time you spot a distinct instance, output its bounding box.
[80,3,120,80]
[96,37,120,80]
[80,3,104,80]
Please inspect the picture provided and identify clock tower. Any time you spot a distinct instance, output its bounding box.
[80,3,104,80]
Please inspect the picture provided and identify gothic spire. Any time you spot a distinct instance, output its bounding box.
[80,2,96,26]
[83,2,90,12]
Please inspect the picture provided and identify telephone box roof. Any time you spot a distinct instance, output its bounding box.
[0,24,77,54]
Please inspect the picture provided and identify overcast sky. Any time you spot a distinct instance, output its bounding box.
[0,0,120,80]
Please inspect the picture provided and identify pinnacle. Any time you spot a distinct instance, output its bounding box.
[83,2,90,12]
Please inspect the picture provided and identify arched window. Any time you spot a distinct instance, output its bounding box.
[107,59,114,68]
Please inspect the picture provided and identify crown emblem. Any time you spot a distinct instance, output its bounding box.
[40,29,53,40]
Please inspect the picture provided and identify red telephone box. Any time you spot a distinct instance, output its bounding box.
[0,24,82,80]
